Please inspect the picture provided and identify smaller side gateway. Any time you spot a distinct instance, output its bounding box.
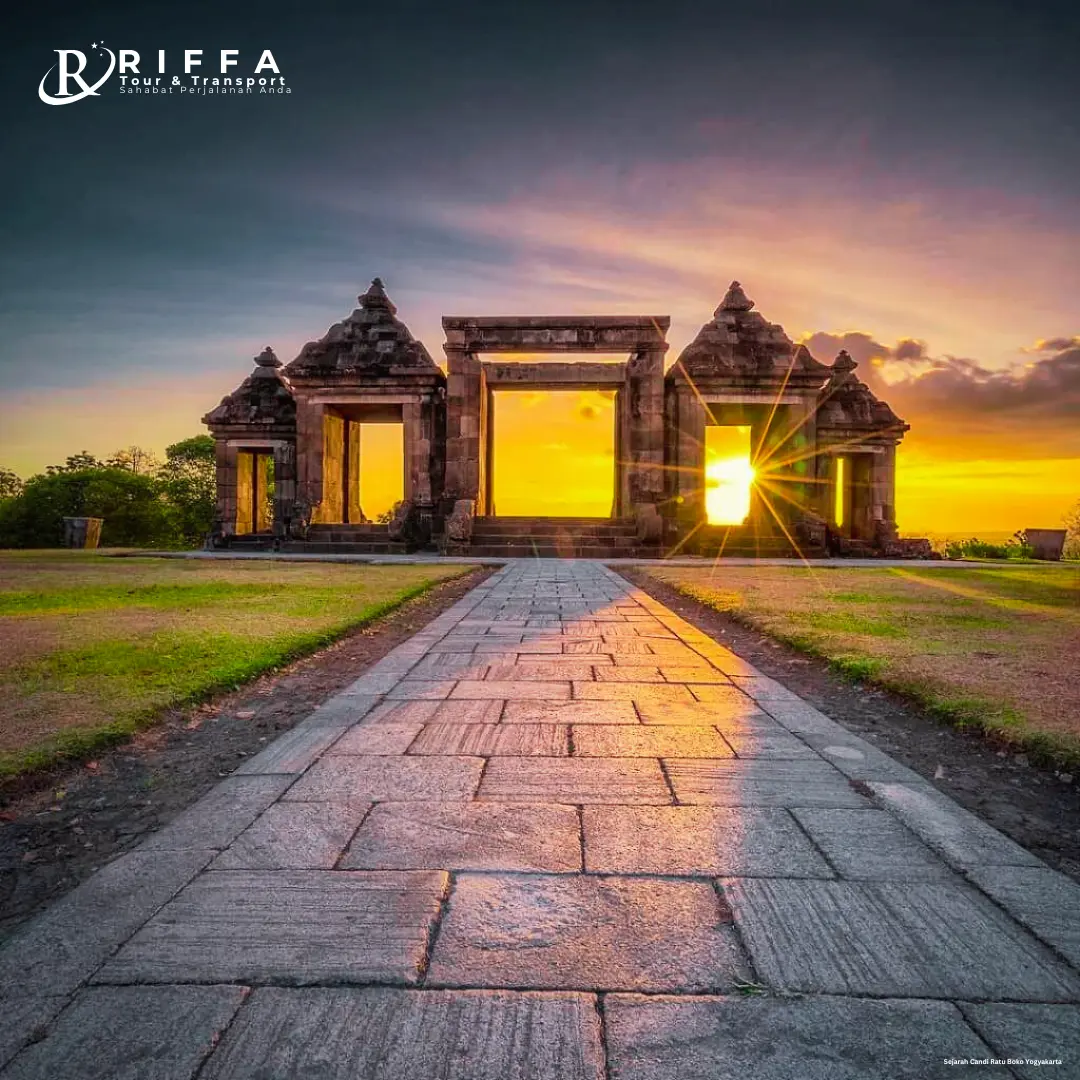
[203,278,921,558]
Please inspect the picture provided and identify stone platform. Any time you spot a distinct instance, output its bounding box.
[1,561,1078,1078]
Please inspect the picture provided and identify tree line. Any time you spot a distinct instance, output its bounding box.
[0,436,215,549]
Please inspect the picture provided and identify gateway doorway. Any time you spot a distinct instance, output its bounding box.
[490,390,617,517]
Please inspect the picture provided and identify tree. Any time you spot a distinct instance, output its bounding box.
[1065,500,1080,561]
[0,467,23,501]
[46,451,102,475]
[0,466,178,549]
[106,445,161,475]
[158,435,216,546]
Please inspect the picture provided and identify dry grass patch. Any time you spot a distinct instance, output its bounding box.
[644,563,1080,767]
[0,553,471,777]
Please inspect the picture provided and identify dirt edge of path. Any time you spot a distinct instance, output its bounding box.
[621,567,1080,883]
[0,567,494,939]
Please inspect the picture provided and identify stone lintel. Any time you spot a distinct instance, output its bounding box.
[309,392,425,405]
[443,316,670,353]
[701,393,805,406]
[482,362,628,389]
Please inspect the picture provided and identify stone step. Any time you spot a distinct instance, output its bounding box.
[472,517,638,538]
[465,543,649,559]
[282,541,411,555]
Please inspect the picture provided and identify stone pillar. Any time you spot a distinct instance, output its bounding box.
[295,396,326,518]
[345,420,363,524]
[871,443,899,542]
[625,347,666,513]
[849,453,875,541]
[403,401,430,506]
[272,440,296,538]
[444,349,483,512]
[214,439,239,538]
[669,384,706,538]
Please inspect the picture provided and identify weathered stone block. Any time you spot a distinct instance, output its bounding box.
[343,802,581,872]
[583,806,831,877]
[97,870,448,985]
[427,874,749,991]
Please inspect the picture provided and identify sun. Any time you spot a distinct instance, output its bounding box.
[705,455,755,525]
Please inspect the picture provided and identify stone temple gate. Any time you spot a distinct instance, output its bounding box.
[204,279,920,558]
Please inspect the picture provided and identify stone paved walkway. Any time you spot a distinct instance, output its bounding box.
[2,561,1079,1078]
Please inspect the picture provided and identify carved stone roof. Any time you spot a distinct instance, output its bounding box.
[283,278,440,379]
[672,282,831,387]
[817,350,908,435]
[203,347,296,432]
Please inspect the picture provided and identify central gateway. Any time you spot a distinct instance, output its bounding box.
[441,315,668,532]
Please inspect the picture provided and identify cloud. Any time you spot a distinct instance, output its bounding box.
[802,331,1080,458]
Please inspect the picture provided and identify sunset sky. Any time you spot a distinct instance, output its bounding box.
[2,0,1077,535]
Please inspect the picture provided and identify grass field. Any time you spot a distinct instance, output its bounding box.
[0,553,470,778]
[645,563,1080,767]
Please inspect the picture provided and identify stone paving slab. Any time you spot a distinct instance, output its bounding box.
[792,808,956,880]
[0,997,69,1073]
[284,755,484,802]
[573,681,696,702]
[959,1003,1080,1080]
[0,985,246,1080]
[636,699,774,726]
[571,724,732,758]
[211,801,372,870]
[409,722,569,756]
[427,874,749,991]
[868,782,1046,870]
[502,700,639,724]
[233,721,352,775]
[0,846,215,999]
[452,679,572,700]
[329,723,422,754]
[139,775,295,851]
[966,865,1080,967]
[342,802,581,872]
[96,870,447,985]
[722,730,821,758]
[583,807,832,878]
[197,988,604,1080]
[666,759,870,808]
[480,758,671,804]
[604,994,1011,1080]
[722,878,1080,1000]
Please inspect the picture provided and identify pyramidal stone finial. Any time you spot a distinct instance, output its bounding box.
[254,346,281,368]
[359,277,397,316]
[832,349,857,373]
[716,281,754,316]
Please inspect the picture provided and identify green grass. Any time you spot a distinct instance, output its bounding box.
[649,563,1080,770]
[0,554,473,781]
